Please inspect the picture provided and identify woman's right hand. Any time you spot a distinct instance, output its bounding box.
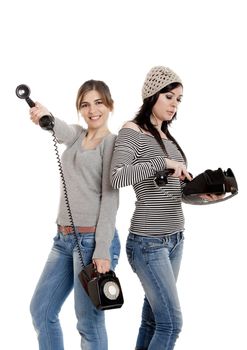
[165,159,192,181]
[93,258,111,274]
[29,102,52,125]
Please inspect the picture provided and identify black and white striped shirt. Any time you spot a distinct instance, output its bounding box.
[111,127,186,236]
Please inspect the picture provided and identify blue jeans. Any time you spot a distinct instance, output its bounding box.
[30,228,120,350]
[126,231,184,350]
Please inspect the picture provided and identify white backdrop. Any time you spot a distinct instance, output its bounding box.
[1,1,246,349]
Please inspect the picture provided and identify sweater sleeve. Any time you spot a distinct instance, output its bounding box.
[93,134,119,261]
[111,128,167,189]
[53,118,84,145]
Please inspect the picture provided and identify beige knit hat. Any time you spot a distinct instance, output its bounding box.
[142,66,182,100]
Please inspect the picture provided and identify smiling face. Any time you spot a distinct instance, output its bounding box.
[79,90,111,130]
[151,85,183,126]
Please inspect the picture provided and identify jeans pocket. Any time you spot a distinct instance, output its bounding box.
[52,232,64,248]
[79,235,95,249]
[53,232,60,241]
[170,232,185,255]
[79,235,95,265]
[143,237,165,252]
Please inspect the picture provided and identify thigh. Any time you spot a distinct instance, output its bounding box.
[30,235,74,315]
[73,234,105,323]
[127,235,181,318]
[73,237,107,350]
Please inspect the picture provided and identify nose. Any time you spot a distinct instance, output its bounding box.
[171,98,178,108]
[89,104,97,114]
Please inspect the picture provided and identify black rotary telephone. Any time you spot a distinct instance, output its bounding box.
[154,167,238,204]
[16,84,124,310]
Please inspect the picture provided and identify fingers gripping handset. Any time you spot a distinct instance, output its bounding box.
[15,84,54,130]
[154,159,192,187]
[165,159,192,182]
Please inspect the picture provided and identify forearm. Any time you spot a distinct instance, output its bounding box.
[93,189,119,260]
[93,134,119,260]
[53,118,83,145]
[111,148,167,188]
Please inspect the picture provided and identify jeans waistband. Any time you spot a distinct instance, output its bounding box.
[128,230,184,241]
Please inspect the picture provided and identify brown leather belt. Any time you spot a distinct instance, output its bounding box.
[57,225,96,235]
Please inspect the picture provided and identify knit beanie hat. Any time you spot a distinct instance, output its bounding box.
[142,66,182,100]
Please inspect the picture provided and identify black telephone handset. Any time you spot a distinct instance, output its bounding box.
[15,84,54,131]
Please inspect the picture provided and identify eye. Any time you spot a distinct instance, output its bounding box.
[165,94,173,100]
[177,98,182,103]
[80,103,88,109]
[95,100,103,105]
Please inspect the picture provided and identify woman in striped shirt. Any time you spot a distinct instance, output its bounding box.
[111,66,198,350]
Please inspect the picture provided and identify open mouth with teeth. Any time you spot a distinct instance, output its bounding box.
[89,115,101,120]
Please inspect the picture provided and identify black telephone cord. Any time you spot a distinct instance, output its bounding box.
[51,130,85,269]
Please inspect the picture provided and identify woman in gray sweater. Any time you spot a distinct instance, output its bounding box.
[29,80,120,350]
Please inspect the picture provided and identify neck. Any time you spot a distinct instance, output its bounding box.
[85,126,110,140]
[150,113,169,139]
[150,113,162,131]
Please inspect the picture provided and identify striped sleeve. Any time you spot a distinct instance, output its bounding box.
[111,128,167,189]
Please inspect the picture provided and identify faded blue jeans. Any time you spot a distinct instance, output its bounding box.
[30,228,120,350]
[126,231,184,350]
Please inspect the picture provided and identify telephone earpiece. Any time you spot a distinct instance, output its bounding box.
[16,84,54,130]
[15,84,35,108]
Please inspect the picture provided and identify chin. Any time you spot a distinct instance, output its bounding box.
[164,117,173,122]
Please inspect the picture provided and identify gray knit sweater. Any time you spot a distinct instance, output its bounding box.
[53,118,119,260]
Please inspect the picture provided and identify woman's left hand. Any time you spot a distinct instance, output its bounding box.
[93,258,111,274]
[199,193,225,202]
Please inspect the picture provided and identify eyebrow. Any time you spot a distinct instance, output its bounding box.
[81,98,103,104]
